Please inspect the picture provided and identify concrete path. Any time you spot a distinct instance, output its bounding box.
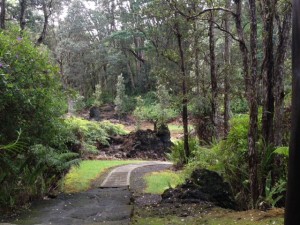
[101,161,172,188]
[1,161,172,225]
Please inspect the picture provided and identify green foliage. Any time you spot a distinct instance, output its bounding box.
[91,84,103,107]
[184,145,219,177]
[273,146,289,157]
[231,98,249,114]
[73,94,86,112]
[133,84,178,130]
[65,117,127,156]
[0,141,80,208]
[167,138,199,166]
[0,27,67,145]
[0,28,79,208]
[114,74,127,115]
[263,172,286,208]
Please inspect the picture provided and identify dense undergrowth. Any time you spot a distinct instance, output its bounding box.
[0,28,128,209]
[168,114,288,210]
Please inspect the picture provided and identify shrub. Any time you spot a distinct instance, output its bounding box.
[0,27,67,145]
[65,117,127,156]
[167,137,199,166]
[0,28,78,208]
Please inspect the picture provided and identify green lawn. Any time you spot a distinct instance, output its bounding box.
[63,160,142,193]
[143,170,184,194]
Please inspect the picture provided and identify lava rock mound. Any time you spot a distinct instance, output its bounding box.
[100,128,172,160]
[161,169,237,209]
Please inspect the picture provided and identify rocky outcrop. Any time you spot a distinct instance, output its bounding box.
[99,128,172,160]
[161,169,237,210]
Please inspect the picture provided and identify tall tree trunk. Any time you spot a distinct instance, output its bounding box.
[36,0,51,45]
[0,0,5,29]
[209,11,218,140]
[285,1,300,223]
[261,0,276,147]
[193,21,200,95]
[175,18,190,162]
[223,0,231,137]
[272,3,292,188]
[19,0,26,31]
[274,5,292,147]
[234,0,249,94]
[248,0,259,208]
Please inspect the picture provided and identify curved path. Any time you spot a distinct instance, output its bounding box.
[101,161,172,188]
[1,161,172,225]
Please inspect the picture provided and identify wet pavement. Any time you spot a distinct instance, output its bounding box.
[1,161,172,225]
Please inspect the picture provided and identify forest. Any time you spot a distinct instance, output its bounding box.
[0,0,297,224]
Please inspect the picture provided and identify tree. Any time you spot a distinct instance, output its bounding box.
[223,0,231,136]
[0,0,5,29]
[114,74,127,116]
[285,0,300,223]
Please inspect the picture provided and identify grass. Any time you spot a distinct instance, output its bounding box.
[133,208,284,225]
[143,170,184,194]
[63,160,142,193]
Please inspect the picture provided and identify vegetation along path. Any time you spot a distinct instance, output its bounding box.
[1,161,172,225]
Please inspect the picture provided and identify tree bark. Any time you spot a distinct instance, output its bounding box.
[174,18,190,161]
[224,0,231,137]
[261,0,276,147]
[274,5,292,147]
[0,0,5,29]
[19,0,26,31]
[234,0,249,94]
[209,11,218,140]
[36,0,52,45]
[248,0,259,208]
[285,1,300,223]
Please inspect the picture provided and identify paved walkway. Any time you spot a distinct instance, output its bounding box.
[101,161,172,188]
[1,161,172,225]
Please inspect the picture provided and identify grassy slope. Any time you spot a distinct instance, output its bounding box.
[63,160,142,193]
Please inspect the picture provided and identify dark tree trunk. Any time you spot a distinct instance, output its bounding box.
[234,1,259,206]
[285,1,300,224]
[19,0,26,31]
[175,18,190,162]
[223,0,231,137]
[209,11,218,140]
[193,21,200,95]
[261,0,276,147]
[0,0,5,29]
[248,0,259,208]
[36,0,51,45]
[234,0,249,94]
[274,5,292,147]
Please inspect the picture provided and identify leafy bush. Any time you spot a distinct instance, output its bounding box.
[0,28,67,145]
[65,117,127,156]
[0,28,79,208]
[0,141,80,208]
[134,96,178,131]
[167,138,199,166]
